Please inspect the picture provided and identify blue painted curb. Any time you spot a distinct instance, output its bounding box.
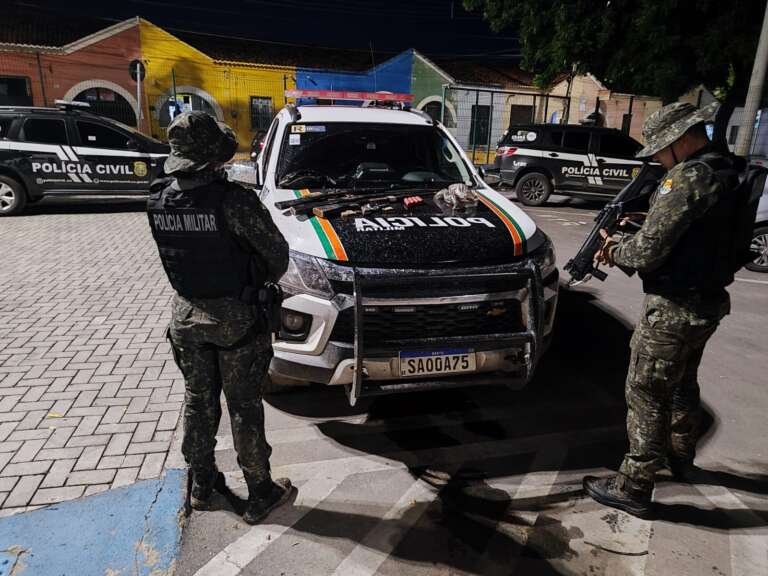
[0,469,186,576]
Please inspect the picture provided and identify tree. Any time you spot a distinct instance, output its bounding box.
[464,0,765,141]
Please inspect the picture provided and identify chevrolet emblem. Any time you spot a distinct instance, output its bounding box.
[486,307,507,317]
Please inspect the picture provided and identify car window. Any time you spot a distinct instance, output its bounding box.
[0,117,14,139]
[20,118,68,145]
[504,129,538,145]
[548,130,564,147]
[77,121,133,149]
[562,130,590,152]
[276,122,473,187]
[599,132,641,157]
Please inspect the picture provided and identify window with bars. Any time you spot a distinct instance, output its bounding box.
[250,96,273,131]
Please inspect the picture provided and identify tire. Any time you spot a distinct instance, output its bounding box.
[515,173,553,206]
[0,176,27,216]
[745,226,768,273]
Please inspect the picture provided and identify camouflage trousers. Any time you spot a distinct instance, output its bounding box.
[168,296,273,488]
[619,293,729,486]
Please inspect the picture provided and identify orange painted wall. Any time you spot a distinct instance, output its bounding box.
[0,24,142,121]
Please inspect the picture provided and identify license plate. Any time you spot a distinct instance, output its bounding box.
[399,349,476,378]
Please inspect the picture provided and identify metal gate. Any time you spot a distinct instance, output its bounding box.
[442,85,570,165]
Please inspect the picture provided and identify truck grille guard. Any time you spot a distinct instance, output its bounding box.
[346,261,545,405]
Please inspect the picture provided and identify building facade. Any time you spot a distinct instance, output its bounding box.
[1,16,685,160]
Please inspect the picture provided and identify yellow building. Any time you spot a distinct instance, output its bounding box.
[139,20,295,152]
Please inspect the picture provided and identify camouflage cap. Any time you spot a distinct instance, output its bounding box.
[636,101,719,159]
[164,111,238,174]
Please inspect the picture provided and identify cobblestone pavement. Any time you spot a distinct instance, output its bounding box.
[0,198,183,515]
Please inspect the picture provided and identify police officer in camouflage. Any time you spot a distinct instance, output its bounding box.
[583,102,745,518]
[147,111,293,524]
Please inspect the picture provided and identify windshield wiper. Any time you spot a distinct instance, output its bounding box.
[278,169,337,188]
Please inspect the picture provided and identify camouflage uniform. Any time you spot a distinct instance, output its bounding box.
[152,112,289,492]
[609,102,732,488]
[169,174,289,487]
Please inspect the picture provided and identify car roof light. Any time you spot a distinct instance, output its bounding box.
[284,89,414,103]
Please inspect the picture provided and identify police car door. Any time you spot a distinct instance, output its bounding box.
[71,119,151,192]
[16,115,79,192]
[558,129,593,192]
[593,131,643,196]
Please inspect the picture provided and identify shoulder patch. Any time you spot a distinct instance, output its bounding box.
[659,178,673,195]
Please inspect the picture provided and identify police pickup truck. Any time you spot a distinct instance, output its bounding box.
[247,99,559,405]
[493,124,644,206]
[0,101,168,216]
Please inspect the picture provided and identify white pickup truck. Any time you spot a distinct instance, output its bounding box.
[247,103,559,405]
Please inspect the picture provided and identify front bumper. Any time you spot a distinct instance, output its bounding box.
[271,261,559,404]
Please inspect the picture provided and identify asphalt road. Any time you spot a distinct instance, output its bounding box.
[177,195,768,576]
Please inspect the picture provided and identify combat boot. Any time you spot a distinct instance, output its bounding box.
[242,478,294,525]
[190,467,218,510]
[583,474,653,519]
[667,456,698,483]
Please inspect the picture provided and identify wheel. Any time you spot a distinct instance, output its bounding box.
[745,226,768,273]
[0,176,27,216]
[515,173,552,206]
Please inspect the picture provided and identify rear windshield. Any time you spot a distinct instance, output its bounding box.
[503,129,538,145]
[276,122,473,189]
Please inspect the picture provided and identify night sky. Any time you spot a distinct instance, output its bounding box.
[13,0,520,59]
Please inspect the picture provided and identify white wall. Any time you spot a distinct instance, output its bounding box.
[727,107,768,158]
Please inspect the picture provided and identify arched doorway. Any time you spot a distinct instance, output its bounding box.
[73,87,137,127]
[157,89,221,128]
[417,96,456,127]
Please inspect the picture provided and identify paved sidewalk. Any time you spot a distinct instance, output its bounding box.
[0,199,184,514]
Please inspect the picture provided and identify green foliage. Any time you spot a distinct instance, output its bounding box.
[464,0,764,102]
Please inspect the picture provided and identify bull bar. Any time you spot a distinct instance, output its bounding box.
[345,260,545,405]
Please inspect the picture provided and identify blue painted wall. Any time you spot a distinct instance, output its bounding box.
[296,50,414,105]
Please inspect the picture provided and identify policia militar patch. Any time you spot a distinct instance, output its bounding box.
[148,209,222,236]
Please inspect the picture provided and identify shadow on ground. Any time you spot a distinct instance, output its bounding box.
[18,196,147,216]
[249,288,768,574]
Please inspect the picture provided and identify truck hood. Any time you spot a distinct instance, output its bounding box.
[269,186,540,266]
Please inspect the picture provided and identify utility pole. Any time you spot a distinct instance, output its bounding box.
[136,61,142,132]
[736,0,768,156]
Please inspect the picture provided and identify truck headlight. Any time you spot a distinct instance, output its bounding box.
[533,237,557,278]
[279,251,334,299]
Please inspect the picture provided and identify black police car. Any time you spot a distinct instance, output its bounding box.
[493,124,644,206]
[0,101,169,216]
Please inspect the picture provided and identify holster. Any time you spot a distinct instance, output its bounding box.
[258,283,284,335]
[241,283,283,335]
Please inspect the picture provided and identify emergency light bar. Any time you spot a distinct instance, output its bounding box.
[284,89,414,103]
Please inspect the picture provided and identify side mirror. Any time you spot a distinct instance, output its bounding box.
[126,139,140,151]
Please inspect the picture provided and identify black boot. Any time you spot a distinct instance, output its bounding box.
[583,474,653,519]
[190,467,218,510]
[667,456,698,483]
[242,478,294,525]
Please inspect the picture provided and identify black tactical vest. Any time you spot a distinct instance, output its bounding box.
[641,151,743,297]
[147,176,253,299]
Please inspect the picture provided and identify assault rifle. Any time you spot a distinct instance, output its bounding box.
[564,163,662,285]
[285,191,432,218]
[275,187,437,212]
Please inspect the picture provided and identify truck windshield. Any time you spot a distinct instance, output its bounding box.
[276,122,473,189]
